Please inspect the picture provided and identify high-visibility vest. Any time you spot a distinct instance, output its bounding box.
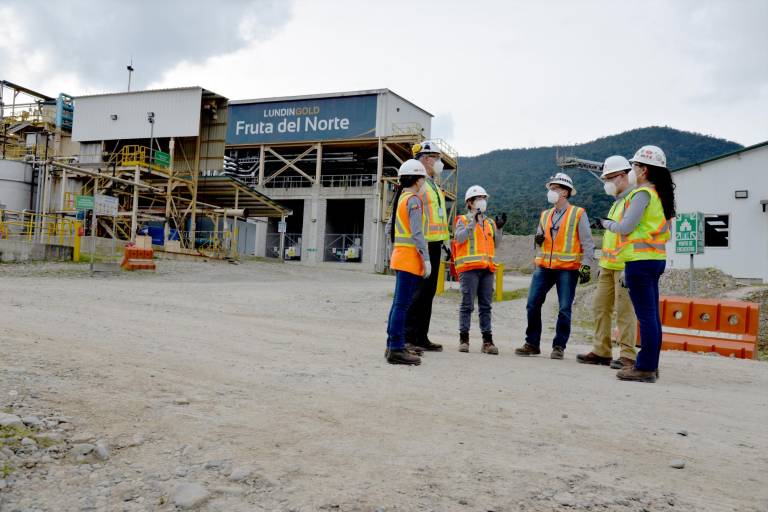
[599,197,628,271]
[419,178,449,242]
[390,190,426,276]
[453,214,497,274]
[617,186,670,262]
[535,205,584,270]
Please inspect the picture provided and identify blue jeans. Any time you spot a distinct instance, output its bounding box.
[625,259,666,371]
[525,267,579,348]
[459,269,494,334]
[387,270,423,350]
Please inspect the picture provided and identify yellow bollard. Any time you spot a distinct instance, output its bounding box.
[73,221,82,262]
[495,263,505,302]
[436,260,446,295]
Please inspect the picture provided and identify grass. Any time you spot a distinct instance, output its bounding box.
[0,424,61,450]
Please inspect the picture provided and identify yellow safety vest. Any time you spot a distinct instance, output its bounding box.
[617,186,670,262]
[453,214,497,274]
[535,205,584,270]
[599,198,628,271]
[419,178,449,242]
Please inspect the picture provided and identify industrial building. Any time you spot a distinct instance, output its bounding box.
[223,89,458,272]
[669,141,768,283]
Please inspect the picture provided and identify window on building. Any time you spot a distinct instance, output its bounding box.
[704,214,729,247]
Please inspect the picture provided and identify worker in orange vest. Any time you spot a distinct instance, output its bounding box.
[453,185,502,354]
[515,173,595,359]
[385,159,431,366]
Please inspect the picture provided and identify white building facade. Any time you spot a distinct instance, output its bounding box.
[668,141,768,283]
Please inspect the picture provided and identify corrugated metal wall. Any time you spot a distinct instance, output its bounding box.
[72,88,203,142]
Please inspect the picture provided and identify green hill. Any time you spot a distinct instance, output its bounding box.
[457,126,742,234]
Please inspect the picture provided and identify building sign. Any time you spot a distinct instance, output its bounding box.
[154,150,171,168]
[75,195,94,211]
[675,212,705,254]
[226,94,377,145]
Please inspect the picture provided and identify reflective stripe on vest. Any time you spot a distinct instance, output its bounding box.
[535,205,584,270]
[617,186,670,262]
[453,214,497,273]
[599,197,628,270]
[420,179,449,242]
[390,191,425,275]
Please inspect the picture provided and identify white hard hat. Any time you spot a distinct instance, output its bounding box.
[546,172,576,196]
[630,145,667,168]
[412,140,441,157]
[601,155,631,178]
[398,159,428,177]
[465,185,488,202]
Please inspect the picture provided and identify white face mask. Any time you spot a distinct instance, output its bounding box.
[474,199,487,213]
[432,158,444,177]
[628,169,638,187]
[547,189,561,204]
[603,181,618,197]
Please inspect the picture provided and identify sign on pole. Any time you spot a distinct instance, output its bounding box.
[154,150,171,168]
[674,212,704,254]
[277,221,287,233]
[75,195,94,211]
[94,194,119,217]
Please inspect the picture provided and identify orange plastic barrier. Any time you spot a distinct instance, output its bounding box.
[121,247,156,271]
[637,296,760,359]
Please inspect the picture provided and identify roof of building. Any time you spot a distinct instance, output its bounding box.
[673,140,768,173]
[74,86,226,101]
[230,88,433,117]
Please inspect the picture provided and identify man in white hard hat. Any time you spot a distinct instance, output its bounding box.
[453,185,502,354]
[515,172,595,359]
[577,156,638,369]
[404,140,450,352]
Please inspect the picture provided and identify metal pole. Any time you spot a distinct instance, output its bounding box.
[689,254,695,297]
[90,180,97,272]
[278,215,286,263]
[131,165,140,242]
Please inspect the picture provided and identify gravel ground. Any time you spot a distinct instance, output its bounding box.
[1,260,767,511]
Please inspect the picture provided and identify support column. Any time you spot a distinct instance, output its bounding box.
[130,165,140,242]
[165,137,175,244]
[258,145,265,190]
[373,138,384,272]
[307,143,322,265]
[59,169,67,212]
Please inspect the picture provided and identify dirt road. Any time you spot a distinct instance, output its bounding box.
[1,261,766,511]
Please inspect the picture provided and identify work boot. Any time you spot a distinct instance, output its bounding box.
[577,352,612,365]
[610,357,635,369]
[413,338,443,352]
[616,366,656,383]
[386,349,421,366]
[481,332,498,355]
[405,343,424,356]
[550,346,565,360]
[514,343,541,356]
[458,332,470,353]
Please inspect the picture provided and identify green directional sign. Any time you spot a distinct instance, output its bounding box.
[154,150,171,168]
[75,195,94,211]
[675,212,704,254]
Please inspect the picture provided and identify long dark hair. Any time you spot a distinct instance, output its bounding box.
[389,175,422,243]
[645,164,676,220]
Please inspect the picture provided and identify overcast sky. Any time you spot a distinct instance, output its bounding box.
[2,0,766,155]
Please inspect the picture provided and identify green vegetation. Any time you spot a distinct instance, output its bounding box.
[459,126,743,235]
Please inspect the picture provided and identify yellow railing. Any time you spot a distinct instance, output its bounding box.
[0,209,79,247]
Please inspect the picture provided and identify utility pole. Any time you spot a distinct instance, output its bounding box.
[147,111,155,166]
[127,59,134,92]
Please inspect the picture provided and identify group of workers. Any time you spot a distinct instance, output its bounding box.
[385,141,676,384]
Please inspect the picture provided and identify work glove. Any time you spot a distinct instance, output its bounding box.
[589,217,602,230]
[423,260,432,279]
[534,233,545,246]
[441,244,452,261]
[619,270,627,288]
[494,213,507,230]
[578,265,591,284]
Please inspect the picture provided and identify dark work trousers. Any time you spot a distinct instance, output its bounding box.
[625,259,666,371]
[405,241,443,344]
[525,266,579,349]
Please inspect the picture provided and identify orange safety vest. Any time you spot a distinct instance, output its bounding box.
[534,205,584,270]
[390,190,425,276]
[453,214,497,274]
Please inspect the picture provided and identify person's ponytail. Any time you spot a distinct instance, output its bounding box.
[645,165,676,220]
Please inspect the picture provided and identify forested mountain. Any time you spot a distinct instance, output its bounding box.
[457,126,742,234]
